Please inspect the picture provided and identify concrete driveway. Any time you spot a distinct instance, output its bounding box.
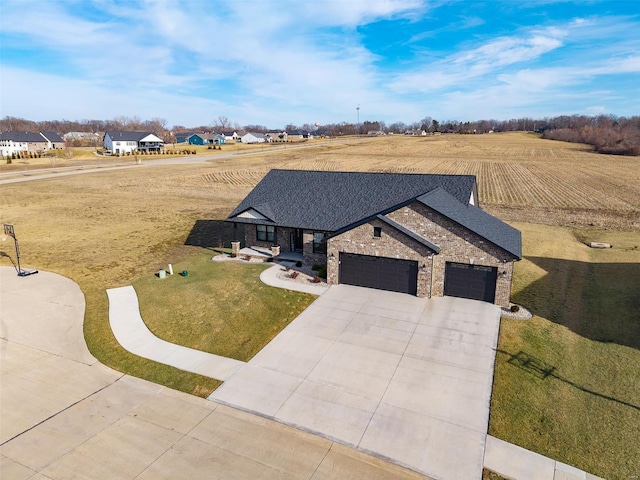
[0,268,430,480]
[210,284,501,480]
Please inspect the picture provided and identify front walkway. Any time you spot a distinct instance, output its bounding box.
[107,286,245,381]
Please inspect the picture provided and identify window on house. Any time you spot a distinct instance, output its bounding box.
[374,226,382,237]
[257,224,275,243]
[313,232,327,254]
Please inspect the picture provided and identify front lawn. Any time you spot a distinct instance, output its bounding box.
[133,252,316,362]
[489,224,640,480]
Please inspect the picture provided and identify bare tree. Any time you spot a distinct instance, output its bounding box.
[214,116,232,130]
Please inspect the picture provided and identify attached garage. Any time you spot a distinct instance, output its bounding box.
[339,253,418,295]
[444,262,497,303]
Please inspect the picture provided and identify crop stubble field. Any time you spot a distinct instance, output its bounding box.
[190,133,639,230]
[1,132,638,478]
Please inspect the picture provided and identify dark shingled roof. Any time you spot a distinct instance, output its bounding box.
[0,131,47,142]
[40,131,64,143]
[229,169,521,259]
[105,131,157,141]
[228,170,477,231]
[417,188,522,259]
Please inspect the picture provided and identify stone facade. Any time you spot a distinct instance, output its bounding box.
[246,201,517,306]
[327,202,517,307]
[326,217,436,297]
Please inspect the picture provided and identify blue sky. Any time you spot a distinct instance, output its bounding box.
[0,0,638,129]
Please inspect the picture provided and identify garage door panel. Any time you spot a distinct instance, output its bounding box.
[339,253,418,295]
[444,262,497,303]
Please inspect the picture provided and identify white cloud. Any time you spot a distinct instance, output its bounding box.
[1,1,638,126]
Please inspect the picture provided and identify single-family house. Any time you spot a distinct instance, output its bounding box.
[188,133,226,145]
[288,130,305,138]
[64,132,102,144]
[240,132,271,144]
[104,131,164,154]
[174,132,197,143]
[227,170,522,306]
[0,131,51,157]
[267,130,288,141]
[40,131,65,149]
[221,131,239,142]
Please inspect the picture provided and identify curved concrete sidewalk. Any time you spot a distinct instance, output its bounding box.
[107,286,245,380]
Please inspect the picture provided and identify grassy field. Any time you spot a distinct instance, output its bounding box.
[0,132,638,478]
[491,224,640,479]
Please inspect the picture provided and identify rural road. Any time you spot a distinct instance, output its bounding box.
[0,138,360,185]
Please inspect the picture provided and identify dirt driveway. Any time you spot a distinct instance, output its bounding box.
[210,284,501,480]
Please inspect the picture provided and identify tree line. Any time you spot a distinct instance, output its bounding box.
[1,113,638,155]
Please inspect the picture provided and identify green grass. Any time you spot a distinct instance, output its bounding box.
[132,252,316,362]
[489,224,640,480]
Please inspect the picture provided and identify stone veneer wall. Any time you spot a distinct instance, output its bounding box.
[326,217,437,297]
[327,202,517,306]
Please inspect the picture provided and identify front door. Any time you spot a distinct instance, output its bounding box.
[289,229,304,252]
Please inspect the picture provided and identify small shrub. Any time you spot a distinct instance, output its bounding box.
[310,276,321,283]
[290,271,299,279]
[295,260,302,268]
[242,255,251,261]
[6,157,11,164]
[318,266,327,279]
[284,266,291,272]
[311,264,320,271]
[510,305,520,313]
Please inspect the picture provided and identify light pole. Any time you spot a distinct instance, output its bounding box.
[356,105,360,135]
[1,224,38,277]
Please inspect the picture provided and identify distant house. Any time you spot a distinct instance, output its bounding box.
[40,131,65,149]
[267,130,288,141]
[188,133,226,145]
[104,131,164,154]
[64,132,102,144]
[174,132,197,143]
[0,131,51,156]
[240,132,271,144]
[221,131,239,142]
[287,130,318,139]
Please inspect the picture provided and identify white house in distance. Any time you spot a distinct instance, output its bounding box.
[221,131,239,142]
[240,132,272,144]
[104,131,164,154]
[0,131,63,157]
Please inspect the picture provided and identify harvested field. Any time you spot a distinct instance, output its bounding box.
[178,133,639,230]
